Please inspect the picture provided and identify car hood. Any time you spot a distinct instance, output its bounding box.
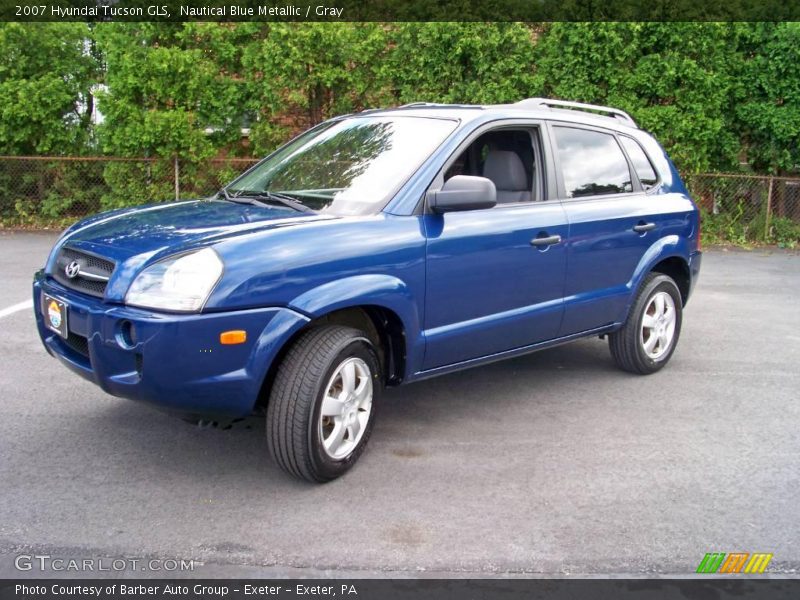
[55,199,329,264]
[48,199,334,300]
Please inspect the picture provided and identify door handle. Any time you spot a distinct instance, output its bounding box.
[633,222,656,233]
[530,234,562,247]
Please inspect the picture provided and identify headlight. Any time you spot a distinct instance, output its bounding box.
[125,248,223,312]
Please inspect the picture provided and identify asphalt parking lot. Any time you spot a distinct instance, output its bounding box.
[0,231,798,578]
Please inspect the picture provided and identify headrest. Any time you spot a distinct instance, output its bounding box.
[482,150,528,191]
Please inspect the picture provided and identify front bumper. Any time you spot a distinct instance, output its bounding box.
[33,271,310,418]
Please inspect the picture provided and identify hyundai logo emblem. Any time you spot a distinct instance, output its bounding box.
[64,260,81,279]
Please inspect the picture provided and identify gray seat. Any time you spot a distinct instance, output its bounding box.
[482,150,531,203]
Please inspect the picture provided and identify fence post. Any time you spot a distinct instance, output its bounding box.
[174,156,180,201]
[765,176,774,242]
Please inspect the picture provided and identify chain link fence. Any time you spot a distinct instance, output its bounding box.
[0,156,259,228]
[0,156,799,247]
[686,173,800,247]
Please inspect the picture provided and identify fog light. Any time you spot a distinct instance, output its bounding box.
[220,330,247,345]
[116,320,137,349]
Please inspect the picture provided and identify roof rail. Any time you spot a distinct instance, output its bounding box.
[515,98,637,128]
[395,102,484,110]
[357,102,462,114]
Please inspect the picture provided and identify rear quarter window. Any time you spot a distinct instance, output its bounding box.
[620,136,659,190]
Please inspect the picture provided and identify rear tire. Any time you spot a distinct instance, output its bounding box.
[609,273,683,375]
[266,325,382,483]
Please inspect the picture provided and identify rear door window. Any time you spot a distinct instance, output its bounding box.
[553,126,633,198]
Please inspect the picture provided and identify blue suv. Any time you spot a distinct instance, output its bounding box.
[34,98,702,482]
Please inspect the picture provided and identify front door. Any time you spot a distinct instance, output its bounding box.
[422,203,569,369]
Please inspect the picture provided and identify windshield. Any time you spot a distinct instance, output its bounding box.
[226,116,458,215]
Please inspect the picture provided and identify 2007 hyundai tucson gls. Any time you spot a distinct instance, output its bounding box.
[34,98,702,482]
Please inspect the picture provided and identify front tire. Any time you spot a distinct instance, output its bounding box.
[609,273,683,375]
[266,325,382,483]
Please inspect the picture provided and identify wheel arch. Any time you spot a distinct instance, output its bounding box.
[255,275,420,409]
[650,256,691,305]
[629,236,692,299]
[617,236,692,327]
[255,304,409,411]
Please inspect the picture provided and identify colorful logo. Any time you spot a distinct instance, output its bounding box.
[696,552,773,574]
[47,300,62,329]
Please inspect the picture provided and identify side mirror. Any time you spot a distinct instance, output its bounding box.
[429,175,497,213]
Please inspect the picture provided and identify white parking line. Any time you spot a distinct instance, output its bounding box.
[0,299,33,319]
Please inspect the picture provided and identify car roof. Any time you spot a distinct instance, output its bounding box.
[354,98,641,134]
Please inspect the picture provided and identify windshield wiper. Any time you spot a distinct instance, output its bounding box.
[220,189,315,213]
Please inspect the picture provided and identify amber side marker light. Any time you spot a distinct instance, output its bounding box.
[220,330,247,345]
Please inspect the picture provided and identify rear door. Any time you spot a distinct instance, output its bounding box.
[548,123,671,335]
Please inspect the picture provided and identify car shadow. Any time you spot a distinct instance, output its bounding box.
[40,338,614,487]
[383,337,614,407]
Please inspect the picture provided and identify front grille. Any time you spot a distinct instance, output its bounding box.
[52,247,115,298]
[63,331,90,359]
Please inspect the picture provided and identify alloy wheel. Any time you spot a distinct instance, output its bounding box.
[318,357,373,460]
[640,291,677,360]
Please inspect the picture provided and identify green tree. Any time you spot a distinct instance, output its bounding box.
[94,22,258,205]
[0,23,98,155]
[531,23,742,173]
[242,23,392,154]
[386,23,537,105]
[736,23,800,174]
[95,22,255,160]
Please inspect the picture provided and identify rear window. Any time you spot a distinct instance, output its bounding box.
[620,136,659,190]
[553,127,633,198]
